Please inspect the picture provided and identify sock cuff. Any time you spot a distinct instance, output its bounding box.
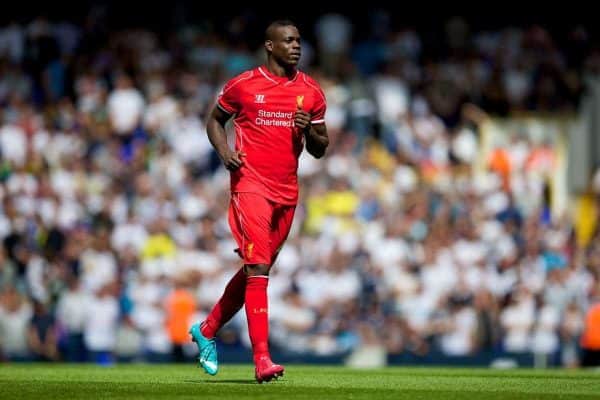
[246,275,269,288]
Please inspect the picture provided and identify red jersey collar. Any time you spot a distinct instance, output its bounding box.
[258,66,299,85]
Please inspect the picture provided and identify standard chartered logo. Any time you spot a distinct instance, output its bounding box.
[255,109,294,127]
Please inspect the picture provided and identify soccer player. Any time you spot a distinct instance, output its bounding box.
[189,20,329,383]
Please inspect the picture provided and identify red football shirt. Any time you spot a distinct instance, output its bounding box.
[217,66,327,205]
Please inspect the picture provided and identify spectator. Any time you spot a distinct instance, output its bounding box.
[84,282,119,365]
[0,286,32,361]
[55,273,89,362]
[580,300,600,366]
[27,300,59,361]
[164,275,196,362]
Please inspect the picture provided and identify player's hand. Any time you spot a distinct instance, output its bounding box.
[294,109,312,132]
[221,149,245,171]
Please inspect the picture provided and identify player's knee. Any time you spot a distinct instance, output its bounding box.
[244,263,270,276]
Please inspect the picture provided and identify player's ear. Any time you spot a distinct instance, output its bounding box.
[265,40,273,52]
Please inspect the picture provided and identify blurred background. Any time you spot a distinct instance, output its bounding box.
[1,3,600,368]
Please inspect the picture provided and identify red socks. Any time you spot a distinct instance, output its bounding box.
[245,276,270,361]
[201,270,271,362]
[201,267,246,339]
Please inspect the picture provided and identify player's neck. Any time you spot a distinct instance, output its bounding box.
[265,60,297,79]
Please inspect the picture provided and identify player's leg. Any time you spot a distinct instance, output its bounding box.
[192,267,245,330]
[230,194,285,382]
[189,268,245,376]
[251,203,296,383]
[244,260,284,383]
[269,204,296,267]
[245,263,283,383]
[189,196,248,375]
[199,198,252,338]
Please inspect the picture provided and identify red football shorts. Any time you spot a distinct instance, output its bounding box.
[228,192,296,266]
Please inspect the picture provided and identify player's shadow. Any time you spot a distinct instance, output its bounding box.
[184,379,257,385]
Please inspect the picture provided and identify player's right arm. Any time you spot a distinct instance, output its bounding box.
[206,106,245,171]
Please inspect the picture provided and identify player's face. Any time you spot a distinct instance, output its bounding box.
[270,26,301,66]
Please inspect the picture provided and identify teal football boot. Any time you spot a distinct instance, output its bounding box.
[189,322,218,375]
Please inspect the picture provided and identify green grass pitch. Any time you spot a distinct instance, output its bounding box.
[0,364,598,399]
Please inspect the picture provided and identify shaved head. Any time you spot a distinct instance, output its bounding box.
[264,19,301,71]
[265,20,297,41]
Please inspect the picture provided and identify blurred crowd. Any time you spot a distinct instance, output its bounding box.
[1,11,600,367]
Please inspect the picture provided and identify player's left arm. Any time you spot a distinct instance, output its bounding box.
[294,87,329,159]
[301,120,328,159]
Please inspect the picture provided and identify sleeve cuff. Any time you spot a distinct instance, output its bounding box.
[217,102,234,115]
